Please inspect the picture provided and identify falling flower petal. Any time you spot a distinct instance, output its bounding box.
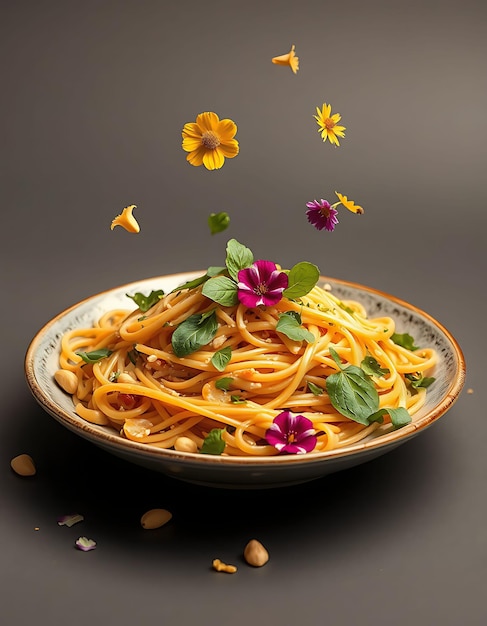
[313,103,346,146]
[271,44,299,74]
[265,410,317,454]
[334,192,364,214]
[237,260,288,308]
[57,513,85,527]
[306,199,339,232]
[182,112,239,170]
[110,204,140,233]
[75,537,97,551]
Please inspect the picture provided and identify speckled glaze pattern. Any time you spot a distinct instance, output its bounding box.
[25,273,466,489]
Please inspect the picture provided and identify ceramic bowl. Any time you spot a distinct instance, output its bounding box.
[25,273,466,489]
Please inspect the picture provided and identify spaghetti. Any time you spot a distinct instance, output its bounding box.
[55,278,437,457]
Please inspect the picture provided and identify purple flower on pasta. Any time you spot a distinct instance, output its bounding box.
[237,260,288,308]
[265,410,317,454]
[306,199,339,232]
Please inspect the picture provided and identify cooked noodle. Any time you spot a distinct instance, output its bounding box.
[56,281,437,456]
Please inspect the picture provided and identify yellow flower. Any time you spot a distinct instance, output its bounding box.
[271,44,299,74]
[335,192,364,214]
[110,204,140,232]
[181,112,239,170]
[314,103,346,146]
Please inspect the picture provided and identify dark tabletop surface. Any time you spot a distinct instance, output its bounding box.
[2,1,486,624]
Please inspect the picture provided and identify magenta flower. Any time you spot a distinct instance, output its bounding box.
[237,260,289,307]
[306,199,339,232]
[265,410,317,454]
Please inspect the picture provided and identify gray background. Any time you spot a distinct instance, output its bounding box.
[1,0,486,624]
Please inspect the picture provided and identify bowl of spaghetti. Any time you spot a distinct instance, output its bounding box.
[25,252,466,488]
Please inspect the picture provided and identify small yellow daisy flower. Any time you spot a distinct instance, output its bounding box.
[110,204,140,232]
[335,192,364,214]
[314,103,346,146]
[182,112,239,170]
[271,44,299,74]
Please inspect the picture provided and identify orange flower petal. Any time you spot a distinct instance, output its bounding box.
[203,148,225,170]
[217,118,237,140]
[110,205,140,233]
[219,139,239,158]
[182,137,203,153]
[335,192,364,214]
[196,112,220,132]
[182,122,202,139]
[186,145,207,167]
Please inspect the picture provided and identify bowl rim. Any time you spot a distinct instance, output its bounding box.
[24,272,467,468]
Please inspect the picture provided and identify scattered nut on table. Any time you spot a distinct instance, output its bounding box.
[140,508,173,529]
[243,539,269,567]
[212,558,237,574]
[10,454,36,477]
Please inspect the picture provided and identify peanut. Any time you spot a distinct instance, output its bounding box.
[140,508,172,529]
[117,372,138,384]
[11,454,36,477]
[174,436,198,453]
[212,558,237,574]
[54,369,78,394]
[243,539,269,567]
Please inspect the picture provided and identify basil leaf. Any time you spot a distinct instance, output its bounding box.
[369,407,412,429]
[326,348,379,424]
[225,239,254,281]
[405,373,436,390]
[127,289,164,312]
[276,311,315,343]
[202,276,239,306]
[230,395,246,404]
[208,212,230,235]
[211,346,232,372]
[307,381,324,395]
[207,266,227,277]
[361,355,390,378]
[338,301,355,315]
[200,428,226,455]
[171,273,208,293]
[76,348,113,364]
[171,310,218,357]
[283,261,320,299]
[127,347,139,364]
[215,377,233,391]
[391,332,419,351]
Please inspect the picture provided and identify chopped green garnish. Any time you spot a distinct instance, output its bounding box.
[276,311,315,343]
[200,428,226,455]
[127,289,164,312]
[208,212,230,235]
[76,348,113,364]
[405,372,436,393]
[211,346,232,372]
[230,395,246,404]
[215,377,233,391]
[391,332,419,351]
[127,347,139,364]
[171,310,218,357]
[338,302,355,315]
[361,355,390,378]
[307,381,324,395]
[368,407,412,429]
